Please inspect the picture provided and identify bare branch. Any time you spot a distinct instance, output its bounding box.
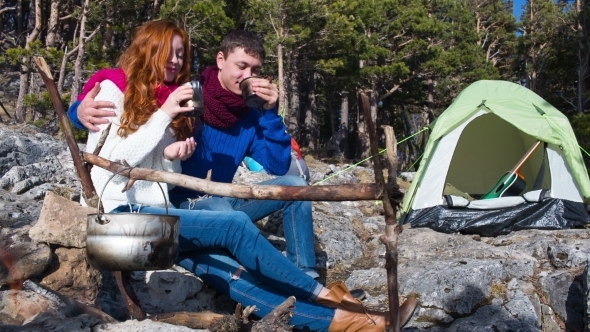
[0,5,16,15]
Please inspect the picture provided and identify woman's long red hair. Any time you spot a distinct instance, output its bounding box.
[117,20,192,140]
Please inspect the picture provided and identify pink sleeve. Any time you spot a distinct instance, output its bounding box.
[77,68,127,101]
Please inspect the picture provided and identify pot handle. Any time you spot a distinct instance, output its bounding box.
[97,167,170,217]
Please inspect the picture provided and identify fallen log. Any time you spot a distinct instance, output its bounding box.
[83,153,382,201]
[149,311,226,329]
[251,296,295,332]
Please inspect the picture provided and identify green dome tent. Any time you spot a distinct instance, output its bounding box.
[400,80,590,236]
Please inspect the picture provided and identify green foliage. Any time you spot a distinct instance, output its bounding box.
[160,0,235,66]
[0,0,588,159]
[3,41,64,66]
[32,118,49,128]
[571,113,590,165]
[71,125,89,142]
[24,92,53,110]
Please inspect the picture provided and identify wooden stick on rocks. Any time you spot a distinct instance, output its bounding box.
[360,93,407,332]
[33,56,98,207]
[33,56,146,321]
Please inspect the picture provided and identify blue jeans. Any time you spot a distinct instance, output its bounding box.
[112,205,334,331]
[178,175,318,279]
[179,252,334,331]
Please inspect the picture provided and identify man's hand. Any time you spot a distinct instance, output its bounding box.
[78,82,117,132]
[163,137,197,161]
[251,78,279,110]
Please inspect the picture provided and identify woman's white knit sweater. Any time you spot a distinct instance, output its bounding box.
[86,80,181,212]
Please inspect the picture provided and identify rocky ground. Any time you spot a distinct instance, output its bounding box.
[0,123,589,331]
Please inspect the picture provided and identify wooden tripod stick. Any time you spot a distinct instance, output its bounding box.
[34,56,145,320]
[360,93,402,331]
[33,56,97,206]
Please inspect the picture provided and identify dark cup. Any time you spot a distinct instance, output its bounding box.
[239,76,266,109]
[181,80,204,117]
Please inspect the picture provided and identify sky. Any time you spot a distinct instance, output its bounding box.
[513,0,526,20]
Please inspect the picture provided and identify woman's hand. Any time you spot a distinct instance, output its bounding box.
[164,137,197,161]
[161,84,194,118]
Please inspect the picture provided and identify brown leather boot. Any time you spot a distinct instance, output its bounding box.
[328,305,388,332]
[317,281,419,331]
[327,298,417,332]
[316,281,362,308]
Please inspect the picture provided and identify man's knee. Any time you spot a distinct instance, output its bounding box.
[279,175,308,186]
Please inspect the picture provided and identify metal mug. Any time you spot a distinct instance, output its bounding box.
[181,80,204,117]
[239,76,268,109]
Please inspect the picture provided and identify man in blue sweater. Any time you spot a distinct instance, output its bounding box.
[69,30,320,279]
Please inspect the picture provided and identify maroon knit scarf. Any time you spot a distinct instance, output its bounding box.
[200,66,251,128]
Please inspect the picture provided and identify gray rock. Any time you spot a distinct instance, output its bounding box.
[0,290,60,325]
[0,241,52,286]
[400,172,416,182]
[504,278,539,328]
[444,303,540,332]
[29,191,94,248]
[540,270,585,330]
[2,123,590,332]
[313,201,364,268]
[11,176,42,194]
[541,304,562,332]
[0,188,43,230]
[584,262,590,332]
[128,269,209,314]
[547,245,590,269]
[399,259,507,315]
[0,126,80,194]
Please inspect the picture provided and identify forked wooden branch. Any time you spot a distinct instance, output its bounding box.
[34,56,145,321]
[360,93,400,332]
[33,56,97,206]
[83,153,382,201]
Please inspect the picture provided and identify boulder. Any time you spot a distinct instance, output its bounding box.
[39,247,102,304]
[29,191,95,248]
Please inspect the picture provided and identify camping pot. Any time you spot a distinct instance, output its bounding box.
[86,171,180,271]
[239,76,268,109]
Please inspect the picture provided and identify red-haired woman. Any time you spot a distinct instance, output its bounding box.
[82,19,414,332]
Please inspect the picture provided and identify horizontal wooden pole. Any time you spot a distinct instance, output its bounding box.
[83,152,382,201]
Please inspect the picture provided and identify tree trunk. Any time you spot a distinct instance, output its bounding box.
[151,0,162,19]
[46,0,60,48]
[576,0,590,113]
[287,56,300,138]
[277,39,287,118]
[14,0,42,123]
[102,15,113,51]
[304,73,318,152]
[16,0,23,41]
[71,0,90,103]
[340,91,349,158]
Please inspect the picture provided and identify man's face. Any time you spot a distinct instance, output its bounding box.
[216,47,262,95]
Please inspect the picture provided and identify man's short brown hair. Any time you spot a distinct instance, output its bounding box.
[219,30,266,61]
